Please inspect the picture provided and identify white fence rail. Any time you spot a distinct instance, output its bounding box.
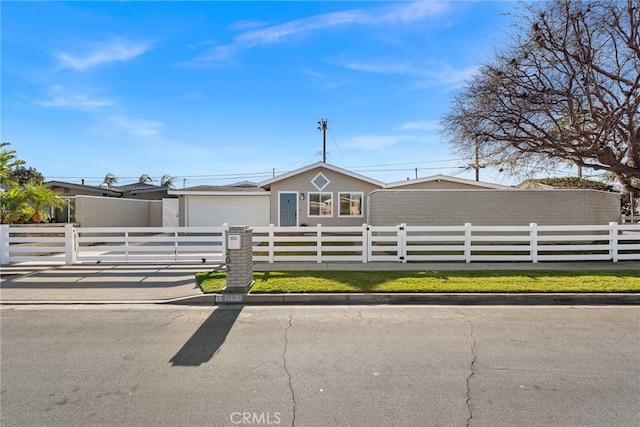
[75,226,225,263]
[1,223,639,265]
[1,225,225,265]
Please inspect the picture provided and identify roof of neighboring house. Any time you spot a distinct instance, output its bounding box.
[111,183,169,194]
[516,180,555,190]
[47,181,170,197]
[168,185,268,196]
[228,180,261,187]
[46,180,123,196]
[259,162,385,188]
[384,174,512,190]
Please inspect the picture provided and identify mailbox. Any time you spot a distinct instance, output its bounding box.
[227,234,241,250]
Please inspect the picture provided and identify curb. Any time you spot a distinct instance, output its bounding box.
[3,293,639,306]
[182,292,640,306]
[5,293,640,306]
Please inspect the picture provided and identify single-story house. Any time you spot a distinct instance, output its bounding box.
[170,162,508,227]
[51,163,621,227]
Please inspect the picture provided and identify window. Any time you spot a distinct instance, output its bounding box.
[311,172,330,191]
[308,192,332,217]
[339,192,363,217]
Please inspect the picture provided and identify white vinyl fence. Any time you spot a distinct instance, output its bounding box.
[1,223,639,265]
[1,225,225,265]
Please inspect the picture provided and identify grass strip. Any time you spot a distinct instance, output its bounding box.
[196,270,640,294]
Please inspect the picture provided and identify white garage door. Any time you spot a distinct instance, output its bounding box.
[187,195,270,227]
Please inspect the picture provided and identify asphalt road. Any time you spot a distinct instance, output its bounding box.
[1,305,638,427]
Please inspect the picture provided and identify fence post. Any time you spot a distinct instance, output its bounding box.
[316,223,322,263]
[367,225,374,262]
[530,223,538,263]
[64,224,76,265]
[124,230,130,261]
[464,223,472,263]
[362,223,368,263]
[268,224,275,264]
[173,229,179,261]
[0,225,9,265]
[609,222,619,262]
[399,223,407,263]
[222,223,229,255]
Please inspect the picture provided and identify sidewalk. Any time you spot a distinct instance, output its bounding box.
[1,261,639,305]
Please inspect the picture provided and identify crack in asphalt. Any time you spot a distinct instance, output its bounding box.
[163,314,183,327]
[283,313,296,427]
[465,318,477,427]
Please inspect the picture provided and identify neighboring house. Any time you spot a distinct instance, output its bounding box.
[47,181,171,200]
[384,174,509,190]
[46,181,173,225]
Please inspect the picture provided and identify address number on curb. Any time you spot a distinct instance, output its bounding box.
[215,294,243,303]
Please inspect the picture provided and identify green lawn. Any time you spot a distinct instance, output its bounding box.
[196,270,640,294]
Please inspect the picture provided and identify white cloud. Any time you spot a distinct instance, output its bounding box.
[190,1,448,65]
[106,116,164,137]
[337,59,423,76]
[398,119,442,133]
[55,37,152,71]
[32,85,113,109]
[336,58,478,90]
[411,65,479,91]
[34,95,113,109]
[345,134,418,150]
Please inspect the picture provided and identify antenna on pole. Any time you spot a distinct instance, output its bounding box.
[317,118,328,163]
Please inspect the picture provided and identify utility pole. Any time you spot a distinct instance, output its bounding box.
[474,142,480,181]
[317,119,328,163]
[470,135,486,181]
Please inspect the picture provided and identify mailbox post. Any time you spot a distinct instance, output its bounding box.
[223,225,254,293]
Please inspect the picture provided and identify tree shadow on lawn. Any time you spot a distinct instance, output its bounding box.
[250,270,456,293]
[249,270,640,293]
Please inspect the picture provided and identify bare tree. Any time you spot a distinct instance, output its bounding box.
[442,0,640,194]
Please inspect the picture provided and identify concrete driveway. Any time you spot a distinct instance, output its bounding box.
[0,263,216,303]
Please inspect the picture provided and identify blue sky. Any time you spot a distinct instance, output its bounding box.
[2,1,521,187]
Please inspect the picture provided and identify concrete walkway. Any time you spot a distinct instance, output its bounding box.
[1,260,639,305]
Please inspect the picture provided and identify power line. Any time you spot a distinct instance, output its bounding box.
[45,157,475,186]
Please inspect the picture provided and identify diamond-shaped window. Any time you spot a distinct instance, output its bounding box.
[311,172,330,191]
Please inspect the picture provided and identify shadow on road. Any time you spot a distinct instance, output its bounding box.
[170,306,243,366]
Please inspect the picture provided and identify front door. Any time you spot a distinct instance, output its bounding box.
[279,193,297,226]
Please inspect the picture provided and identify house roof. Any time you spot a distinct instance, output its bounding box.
[384,174,512,190]
[46,180,123,196]
[516,180,555,190]
[259,162,385,188]
[228,180,260,187]
[46,180,170,196]
[168,185,268,196]
[111,182,169,194]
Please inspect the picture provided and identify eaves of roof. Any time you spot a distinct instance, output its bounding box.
[384,174,512,190]
[46,180,123,196]
[259,162,385,188]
